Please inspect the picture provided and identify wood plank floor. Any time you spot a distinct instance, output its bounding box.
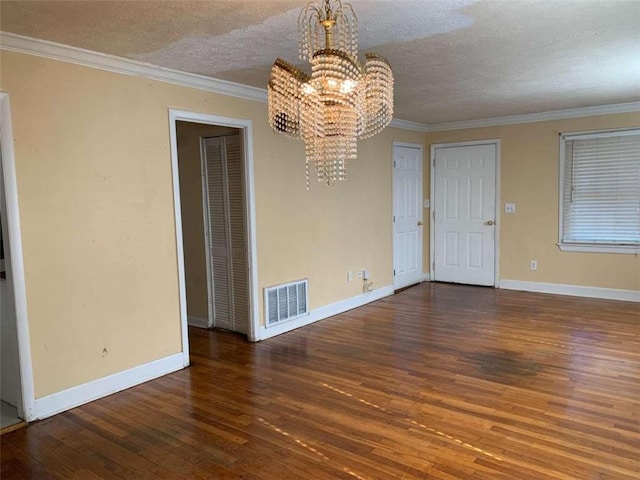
[2,283,639,479]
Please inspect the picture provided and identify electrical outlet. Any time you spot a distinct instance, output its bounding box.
[347,271,353,282]
[357,269,363,279]
[530,260,538,271]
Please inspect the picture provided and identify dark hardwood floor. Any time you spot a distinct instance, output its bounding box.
[2,283,639,479]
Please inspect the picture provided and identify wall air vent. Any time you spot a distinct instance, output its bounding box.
[264,279,308,327]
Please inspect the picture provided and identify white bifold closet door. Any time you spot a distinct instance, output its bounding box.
[203,134,249,335]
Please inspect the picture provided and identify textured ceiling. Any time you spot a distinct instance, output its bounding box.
[2,0,639,124]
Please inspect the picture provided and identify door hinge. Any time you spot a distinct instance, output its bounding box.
[393,160,396,168]
[393,215,395,222]
[393,269,396,276]
[432,261,435,271]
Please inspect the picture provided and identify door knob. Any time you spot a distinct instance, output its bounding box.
[417,221,423,226]
[485,220,494,226]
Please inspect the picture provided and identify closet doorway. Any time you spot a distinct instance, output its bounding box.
[1,155,24,431]
[172,112,257,341]
[0,92,35,424]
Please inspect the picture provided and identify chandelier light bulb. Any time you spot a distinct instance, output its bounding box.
[340,79,357,94]
[267,0,394,187]
[302,83,316,95]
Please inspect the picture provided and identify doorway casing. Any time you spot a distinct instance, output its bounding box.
[0,92,36,422]
[168,110,259,343]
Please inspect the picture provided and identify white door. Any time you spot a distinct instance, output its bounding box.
[224,135,249,335]
[433,143,496,286]
[202,134,249,335]
[393,144,423,290]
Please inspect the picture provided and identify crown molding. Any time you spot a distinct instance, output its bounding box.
[2,32,638,133]
[390,100,640,133]
[1,31,427,130]
[389,118,430,132]
[426,102,640,132]
[0,32,268,103]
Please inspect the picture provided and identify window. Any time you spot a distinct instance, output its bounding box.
[559,128,640,254]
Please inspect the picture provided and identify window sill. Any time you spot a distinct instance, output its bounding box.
[557,243,640,254]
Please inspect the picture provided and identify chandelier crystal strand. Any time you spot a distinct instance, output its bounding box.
[359,53,394,138]
[269,0,394,186]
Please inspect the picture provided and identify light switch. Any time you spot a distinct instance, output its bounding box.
[505,203,516,214]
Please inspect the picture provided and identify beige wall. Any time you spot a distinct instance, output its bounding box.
[424,113,640,291]
[176,121,238,322]
[0,50,425,398]
[5,46,633,404]
[256,126,426,313]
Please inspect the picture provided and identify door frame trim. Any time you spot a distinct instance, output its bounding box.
[0,92,36,421]
[169,110,259,345]
[429,139,501,287]
[392,141,424,290]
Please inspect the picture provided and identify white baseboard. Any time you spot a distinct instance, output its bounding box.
[499,280,640,303]
[188,315,209,329]
[422,272,431,282]
[258,285,394,340]
[34,352,185,420]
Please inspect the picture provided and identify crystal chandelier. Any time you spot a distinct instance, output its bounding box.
[268,0,394,186]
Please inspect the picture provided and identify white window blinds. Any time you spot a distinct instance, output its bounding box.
[560,129,640,251]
